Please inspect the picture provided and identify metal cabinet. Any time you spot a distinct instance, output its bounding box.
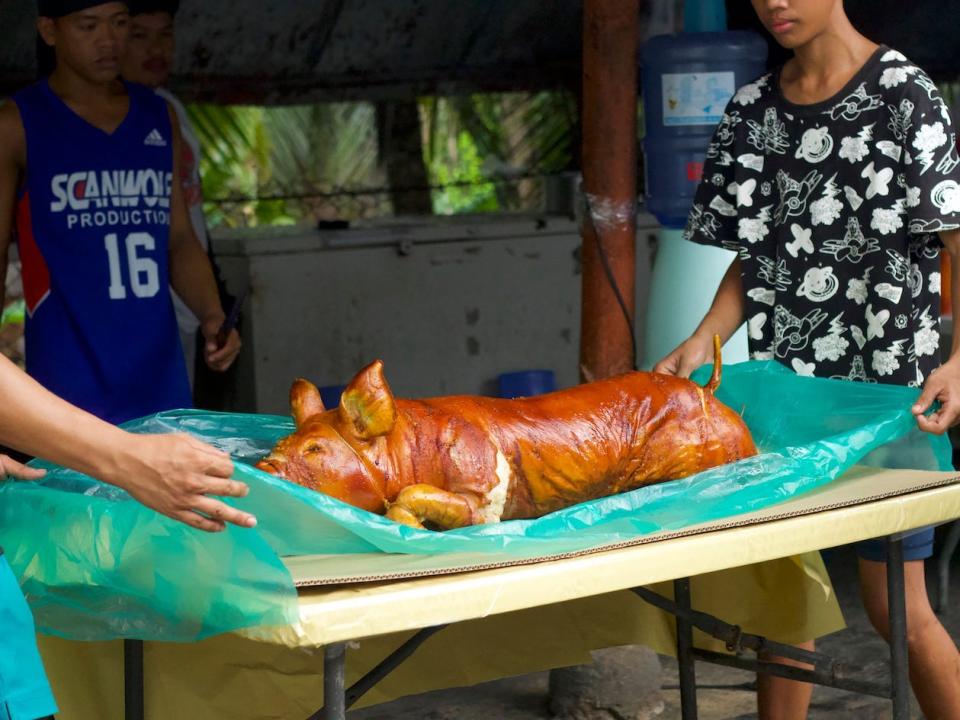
[212,214,657,413]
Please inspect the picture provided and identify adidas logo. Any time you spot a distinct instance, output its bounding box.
[143,129,167,147]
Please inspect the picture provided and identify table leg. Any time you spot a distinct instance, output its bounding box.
[123,639,144,720]
[674,577,698,720]
[887,535,909,720]
[936,520,960,613]
[324,643,347,720]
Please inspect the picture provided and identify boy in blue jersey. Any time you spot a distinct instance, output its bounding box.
[0,352,257,720]
[656,1,960,717]
[0,0,241,425]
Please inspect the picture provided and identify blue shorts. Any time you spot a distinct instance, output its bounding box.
[855,526,936,563]
[0,554,57,720]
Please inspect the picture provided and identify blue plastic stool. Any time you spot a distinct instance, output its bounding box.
[318,384,346,409]
[497,370,556,399]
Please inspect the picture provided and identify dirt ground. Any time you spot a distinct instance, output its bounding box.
[350,533,960,720]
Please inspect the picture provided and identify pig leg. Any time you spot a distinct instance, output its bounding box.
[385,484,475,529]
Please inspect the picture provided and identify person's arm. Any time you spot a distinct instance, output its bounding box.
[895,72,960,433]
[165,105,241,372]
[0,352,256,532]
[0,103,27,311]
[944,232,960,360]
[653,256,746,377]
[912,230,960,433]
[653,99,747,378]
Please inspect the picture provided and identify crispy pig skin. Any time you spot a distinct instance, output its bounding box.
[256,352,757,527]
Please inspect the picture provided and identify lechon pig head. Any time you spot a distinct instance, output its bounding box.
[255,361,397,513]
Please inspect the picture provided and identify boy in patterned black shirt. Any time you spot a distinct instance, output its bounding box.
[656,1,960,717]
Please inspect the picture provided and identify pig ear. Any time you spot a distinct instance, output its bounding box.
[290,378,325,428]
[339,360,397,440]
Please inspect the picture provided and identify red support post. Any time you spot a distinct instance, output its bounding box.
[579,0,639,381]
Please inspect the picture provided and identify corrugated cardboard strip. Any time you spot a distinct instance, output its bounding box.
[284,465,960,588]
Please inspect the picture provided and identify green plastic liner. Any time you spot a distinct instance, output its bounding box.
[0,361,948,641]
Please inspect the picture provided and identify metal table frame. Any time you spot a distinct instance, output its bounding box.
[638,534,911,720]
[121,534,914,720]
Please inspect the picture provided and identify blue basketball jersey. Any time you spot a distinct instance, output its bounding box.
[12,80,191,424]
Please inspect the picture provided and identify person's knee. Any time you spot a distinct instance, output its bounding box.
[861,589,939,647]
[904,606,940,649]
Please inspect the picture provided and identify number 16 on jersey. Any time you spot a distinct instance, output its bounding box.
[105,232,160,300]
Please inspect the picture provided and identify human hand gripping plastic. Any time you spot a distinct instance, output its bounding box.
[0,454,45,481]
[654,331,716,378]
[106,433,257,532]
[912,357,960,434]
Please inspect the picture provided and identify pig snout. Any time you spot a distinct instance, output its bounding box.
[255,456,284,476]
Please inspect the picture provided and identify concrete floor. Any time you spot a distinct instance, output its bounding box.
[350,532,960,720]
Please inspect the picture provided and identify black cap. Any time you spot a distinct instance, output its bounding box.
[37,0,125,18]
[127,0,179,16]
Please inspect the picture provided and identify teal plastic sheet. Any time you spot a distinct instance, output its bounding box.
[0,361,950,641]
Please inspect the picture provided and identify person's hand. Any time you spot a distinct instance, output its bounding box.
[912,359,960,435]
[200,315,241,372]
[0,454,45,481]
[109,433,257,532]
[653,332,714,378]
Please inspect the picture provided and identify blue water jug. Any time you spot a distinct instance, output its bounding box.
[684,0,727,33]
[498,370,556,399]
[318,384,346,409]
[641,32,768,228]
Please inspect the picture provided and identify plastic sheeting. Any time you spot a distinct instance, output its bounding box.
[0,361,949,642]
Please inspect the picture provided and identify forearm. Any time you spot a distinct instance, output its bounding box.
[0,354,131,483]
[691,257,746,344]
[939,231,960,360]
[950,252,960,360]
[0,242,7,309]
[165,103,224,327]
[1,181,12,311]
[169,235,223,325]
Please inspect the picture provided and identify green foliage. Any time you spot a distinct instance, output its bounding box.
[429,130,499,214]
[186,90,578,226]
[186,104,295,228]
[423,92,577,214]
[262,103,381,199]
[0,299,24,327]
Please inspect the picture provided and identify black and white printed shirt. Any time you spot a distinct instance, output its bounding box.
[684,46,960,386]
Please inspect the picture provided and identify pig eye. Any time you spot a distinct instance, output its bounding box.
[303,440,323,455]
